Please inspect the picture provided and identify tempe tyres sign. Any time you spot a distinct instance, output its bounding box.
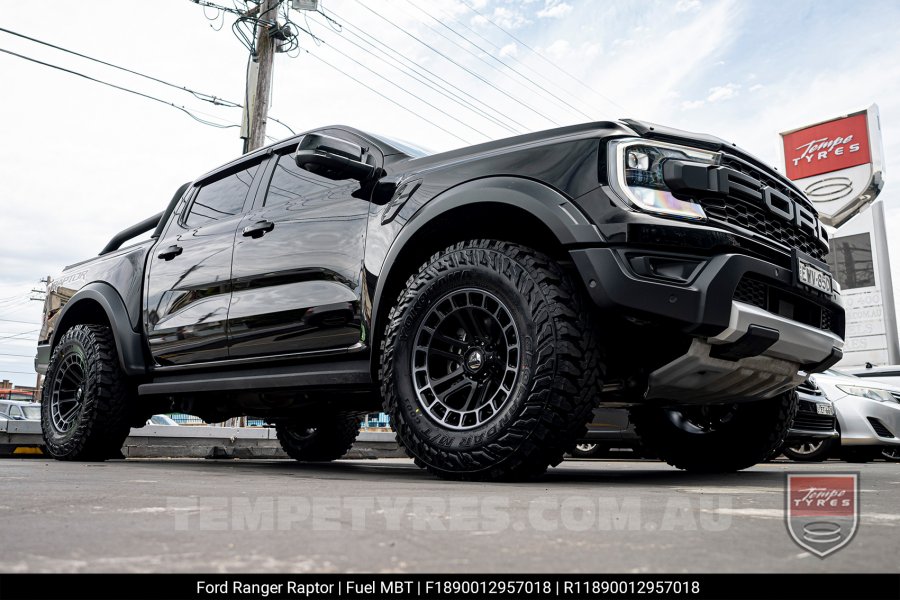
[779,105,884,228]
[780,104,899,367]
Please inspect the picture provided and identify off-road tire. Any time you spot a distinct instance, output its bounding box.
[41,324,132,461]
[380,239,603,481]
[780,437,837,462]
[275,413,361,462]
[630,390,799,473]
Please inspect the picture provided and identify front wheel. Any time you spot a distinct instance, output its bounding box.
[781,437,837,462]
[570,443,603,458]
[41,324,132,461]
[881,447,900,462]
[630,390,798,473]
[380,240,603,481]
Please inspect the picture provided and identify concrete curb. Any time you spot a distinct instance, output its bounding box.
[0,421,403,459]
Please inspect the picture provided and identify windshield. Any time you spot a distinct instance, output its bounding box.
[372,133,434,158]
[823,368,853,377]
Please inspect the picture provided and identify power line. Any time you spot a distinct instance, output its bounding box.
[310,10,524,136]
[393,0,575,125]
[0,27,295,135]
[294,25,485,142]
[0,353,33,358]
[412,0,601,119]
[0,48,242,130]
[0,370,37,375]
[459,0,627,113]
[0,318,40,325]
[0,329,38,342]
[304,50,471,145]
[404,0,597,122]
[351,0,559,129]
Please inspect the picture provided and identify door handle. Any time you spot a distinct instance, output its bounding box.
[242,220,275,238]
[157,245,183,261]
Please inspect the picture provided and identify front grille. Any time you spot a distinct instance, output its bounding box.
[733,275,838,334]
[734,277,766,308]
[792,400,835,432]
[700,154,828,262]
[868,417,896,439]
[797,379,822,396]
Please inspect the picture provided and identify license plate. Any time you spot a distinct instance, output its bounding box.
[798,258,833,295]
[816,403,834,416]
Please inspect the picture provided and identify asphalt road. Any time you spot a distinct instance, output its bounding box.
[2,457,898,573]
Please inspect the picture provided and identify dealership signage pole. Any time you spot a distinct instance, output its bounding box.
[779,104,899,366]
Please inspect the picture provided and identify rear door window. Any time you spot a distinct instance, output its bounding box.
[184,163,260,228]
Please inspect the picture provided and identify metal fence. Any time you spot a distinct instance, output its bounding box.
[167,413,391,429]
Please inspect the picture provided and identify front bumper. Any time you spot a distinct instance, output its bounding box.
[571,246,844,402]
[785,386,838,442]
[834,395,900,447]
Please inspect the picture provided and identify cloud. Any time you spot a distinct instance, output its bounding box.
[498,42,518,58]
[749,83,764,92]
[675,0,702,12]
[707,82,741,102]
[537,1,573,19]
[490,6,530,29]
[681,99,706,110]
[544,39,571,60]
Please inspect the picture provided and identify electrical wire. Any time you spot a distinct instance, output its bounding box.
[304,50,471,145]
[0,48,242,130]
[404,0,597,121]
[351,0,560,128]
[0,318,39,325]
[0,27,295,136]
[410,0,601,118]
[459,0,627,113]
[0,330,39,342]
[392,0,572,125]
[295,25,487,141]
[312,8,525,135]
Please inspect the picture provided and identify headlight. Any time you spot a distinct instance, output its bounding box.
[836,385,897,403]
[608,138,720,221]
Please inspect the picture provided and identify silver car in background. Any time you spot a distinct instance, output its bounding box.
[808,369,900,461]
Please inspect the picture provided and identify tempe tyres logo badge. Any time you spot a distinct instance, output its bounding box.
[785,474,859,557]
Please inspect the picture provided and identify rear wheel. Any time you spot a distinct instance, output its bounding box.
[380,240,603,481]
[630,390,798,473]
[275,413,361,462]
[781,437,836,462]
[41,324,132,461]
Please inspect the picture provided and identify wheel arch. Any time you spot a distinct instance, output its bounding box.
[368,176,602,379]
[50,282,147,376]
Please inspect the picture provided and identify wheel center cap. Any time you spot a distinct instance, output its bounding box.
[465,348,485,372]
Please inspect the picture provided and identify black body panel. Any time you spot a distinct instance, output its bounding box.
[35,119,845,419]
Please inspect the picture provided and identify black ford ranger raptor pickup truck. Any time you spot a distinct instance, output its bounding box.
[35,119,844,480]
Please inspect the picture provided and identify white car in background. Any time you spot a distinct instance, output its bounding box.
[805,369,900,462]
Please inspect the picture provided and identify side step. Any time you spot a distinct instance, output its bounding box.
[138,359,372,396]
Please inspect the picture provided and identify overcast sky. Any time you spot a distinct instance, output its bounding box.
[1,0,898,385]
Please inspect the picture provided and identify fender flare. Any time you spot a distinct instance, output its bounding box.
[369,176,602,359]
[50,282,148,376]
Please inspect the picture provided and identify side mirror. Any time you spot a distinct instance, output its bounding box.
[294,133,376,182]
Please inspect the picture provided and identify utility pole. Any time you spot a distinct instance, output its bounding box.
[243,0,279,153]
